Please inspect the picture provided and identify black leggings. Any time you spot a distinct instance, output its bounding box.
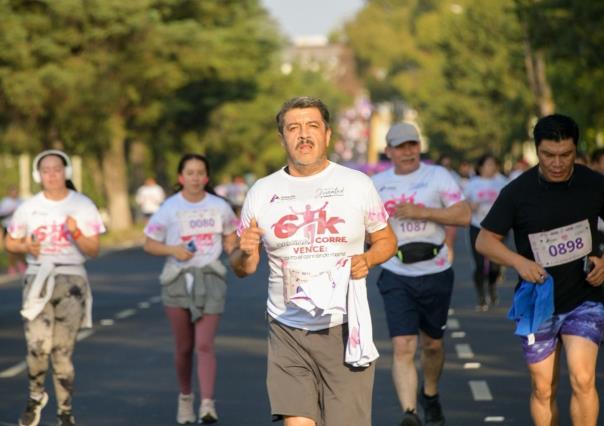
[469,225,502,303]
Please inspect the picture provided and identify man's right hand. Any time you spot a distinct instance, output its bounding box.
[171,245,194,261]
[239,218,264,256]
[514,257,547,284]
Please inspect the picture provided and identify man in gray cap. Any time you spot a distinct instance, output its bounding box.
[371,122,471,426]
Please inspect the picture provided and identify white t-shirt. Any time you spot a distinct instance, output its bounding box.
[145,192,237,268]
[239,162,388,331]
[8,191,106,265]
[136,184,166,215]
[464,175,508,228]
[372,163,464,277]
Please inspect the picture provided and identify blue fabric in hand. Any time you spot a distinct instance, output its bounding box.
[507,275,554,336]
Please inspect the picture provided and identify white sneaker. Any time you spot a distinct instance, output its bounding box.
[199,399,218,424]
[18,392,48,426]
[177,393,196,424]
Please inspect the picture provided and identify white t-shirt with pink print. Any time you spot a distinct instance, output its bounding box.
[372,163,465,277]
[239,162,389,331]
[464,174,508,228]
[9,190,106,265]
[145,192,237,269]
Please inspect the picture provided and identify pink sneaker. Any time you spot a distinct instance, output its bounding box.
[17,262,26,273]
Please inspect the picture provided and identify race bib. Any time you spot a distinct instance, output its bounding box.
[528,219,591,267]
[397,220,435,239]
[177,209,222,237]
[282,266,313,304]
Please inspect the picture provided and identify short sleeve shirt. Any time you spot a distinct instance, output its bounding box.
[481,165,604,313]
[9,191,106,265]
[239,162,389,331]
[371,163,465,277]
[145,192,237,269]
[464,175,508,228]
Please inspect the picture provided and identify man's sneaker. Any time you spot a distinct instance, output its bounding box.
[419,391,445,426]
[475,302,488,312]
[199,399,218,424]
[399,409,421,426]
[18,392,49,426]
[56,411,76,426]
[177,393,196,424]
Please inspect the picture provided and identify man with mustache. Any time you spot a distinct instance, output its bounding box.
[371,122,471,426]
[231,96,397,426]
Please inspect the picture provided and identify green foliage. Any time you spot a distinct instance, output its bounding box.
[515,0,604,151]
[345,0,533,162]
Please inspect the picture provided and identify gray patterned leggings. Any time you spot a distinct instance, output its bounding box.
[22,274,87,413]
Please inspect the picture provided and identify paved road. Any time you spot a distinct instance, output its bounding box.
[1,235,602,425]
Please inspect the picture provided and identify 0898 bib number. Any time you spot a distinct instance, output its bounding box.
[529,220,591,267]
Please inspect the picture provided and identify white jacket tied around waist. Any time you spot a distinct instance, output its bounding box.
[22,262,92,328]
[288,258,379,367]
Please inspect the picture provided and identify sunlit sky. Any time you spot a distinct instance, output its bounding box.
[261,0,364,38]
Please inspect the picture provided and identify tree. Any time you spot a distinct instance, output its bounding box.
[0,0,281,229]
[515,0,604,150]
[344,0,533,161]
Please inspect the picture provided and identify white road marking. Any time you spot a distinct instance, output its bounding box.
[451,331,466,338]
[0,360,26,378]
[464,362,481,369]
[76,329,94,341]
[115,309,136,319]
[100,319,115,326]
[455,343,474,359]
[470,380,493,401]
[138,301,151,309]
[447,318,460,330]
[485,416,505,422]
[448,308,455,315]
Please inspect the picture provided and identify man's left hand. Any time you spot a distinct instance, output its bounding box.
[586,255,604,287]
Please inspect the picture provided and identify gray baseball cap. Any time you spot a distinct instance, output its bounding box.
[386,122,421,147]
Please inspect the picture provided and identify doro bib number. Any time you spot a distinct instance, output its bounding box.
[528,219,591,267]
[177,209,222,237]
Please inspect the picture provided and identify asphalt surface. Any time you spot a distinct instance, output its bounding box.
[0,234,603,425]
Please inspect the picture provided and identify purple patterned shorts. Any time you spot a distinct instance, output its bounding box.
[520,301,604,364]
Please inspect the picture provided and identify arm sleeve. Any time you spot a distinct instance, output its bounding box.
[363,176,389,233]
[221,201,238,235]
[7,204,28,238]
[144,205,168,242]
[75,200,107,237]
[437,168,465,207]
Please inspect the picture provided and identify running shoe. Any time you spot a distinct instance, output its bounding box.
[199,399,218,424]
[56,411,76,426]
[18,392,48,426]
[177,393,196,424]
[399,409,421,426]
[419,391,445,426]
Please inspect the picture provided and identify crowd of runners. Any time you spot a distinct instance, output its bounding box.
[2,97,603,426]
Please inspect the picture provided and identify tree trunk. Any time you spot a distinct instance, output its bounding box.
[101,113,132,231]
[524,41,555,117]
